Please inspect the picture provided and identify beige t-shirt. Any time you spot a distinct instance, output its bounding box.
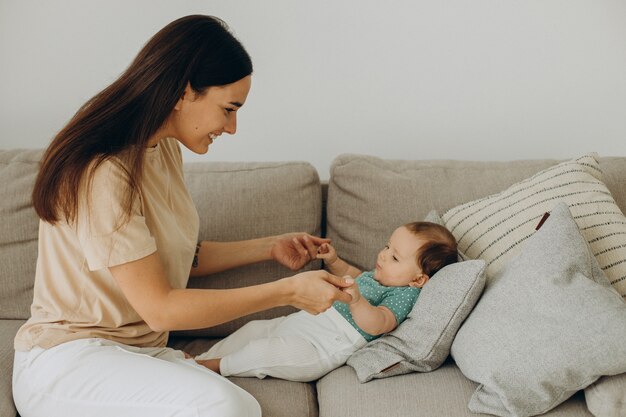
[14,138,199,351]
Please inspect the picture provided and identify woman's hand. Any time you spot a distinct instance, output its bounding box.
[343,278,362,305]
[270,233,330,271]
[282,270,354,314]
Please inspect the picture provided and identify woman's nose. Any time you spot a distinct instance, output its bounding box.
[224,112,237,135]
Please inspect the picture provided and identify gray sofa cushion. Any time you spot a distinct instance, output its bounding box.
[440,153,626,297]
[175,161,323,338]
[168,336,318,417]
[451,203,626,417]
[346,260,486,382]
[317,362,592,417]
[1,319,26,417]
[0,150,43,320]
[326,154,626,273]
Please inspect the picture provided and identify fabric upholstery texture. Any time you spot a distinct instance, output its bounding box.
[4,151,626,417]
[346,260,486,382]
[175,161,322,338]
[584,373,626,417]
[317,362,592,417]
[451,202,626,417]
[168,337,318,417]
[0,150,43,319]
[441,154,626,297]
[326,154,626,279]
[0,320,25,417]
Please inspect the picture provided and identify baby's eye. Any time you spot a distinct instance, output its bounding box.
[393,256,399,262]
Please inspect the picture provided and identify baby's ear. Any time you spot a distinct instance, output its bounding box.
[410,274,429,288]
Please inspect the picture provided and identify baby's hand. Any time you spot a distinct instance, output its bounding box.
[316,242,338,265]
[343,278,361,305]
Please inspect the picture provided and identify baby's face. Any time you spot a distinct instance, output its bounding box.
[373,226,424,287]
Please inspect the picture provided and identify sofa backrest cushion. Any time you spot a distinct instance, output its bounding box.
[174,161,323,338]
[0,149,44,319]
[440,153,626,297]
[326,154,626,272]
[0,152,323,339]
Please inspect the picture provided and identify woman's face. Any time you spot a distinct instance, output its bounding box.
[163,75,252,154]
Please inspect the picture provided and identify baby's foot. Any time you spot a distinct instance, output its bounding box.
[196,358,221,374]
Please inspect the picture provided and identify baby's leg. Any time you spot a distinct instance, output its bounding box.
[219,334,330,382]
[195,315,286,361]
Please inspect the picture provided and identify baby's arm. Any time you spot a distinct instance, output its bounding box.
[347,285,397,336]
[316,243,362,279]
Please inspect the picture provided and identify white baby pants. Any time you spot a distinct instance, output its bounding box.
[12,337,261,417]
[195,307,367,382]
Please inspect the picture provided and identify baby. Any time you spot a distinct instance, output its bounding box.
[195,221,458,382]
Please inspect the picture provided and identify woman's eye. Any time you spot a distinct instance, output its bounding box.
[225,108,236,114]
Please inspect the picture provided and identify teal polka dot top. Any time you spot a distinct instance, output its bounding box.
[333,270,420,342]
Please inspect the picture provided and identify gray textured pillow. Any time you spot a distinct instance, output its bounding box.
[585,373,626,417]
[346,259,486,383]
[451,202,626,417]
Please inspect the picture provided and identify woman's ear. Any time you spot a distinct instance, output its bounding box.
[174,82,193,111]
[409,274,429,288]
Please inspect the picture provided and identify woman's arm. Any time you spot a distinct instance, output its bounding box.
[110,251,353,332]
[189,233,330,277]
[189,238,274,277]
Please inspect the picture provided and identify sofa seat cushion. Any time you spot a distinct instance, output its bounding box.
[316,361,592,417]
[168,336,318,417]
[1,319,26,417]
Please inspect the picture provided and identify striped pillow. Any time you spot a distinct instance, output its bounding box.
[442,153,626,299]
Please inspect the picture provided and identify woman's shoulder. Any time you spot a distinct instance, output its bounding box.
[83,138,183,197]
[73,160,128,213]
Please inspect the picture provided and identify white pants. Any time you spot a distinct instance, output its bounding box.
[12,338,261,417]
[195,308,367,382]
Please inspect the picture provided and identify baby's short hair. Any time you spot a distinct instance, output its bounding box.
[404,222,458,277]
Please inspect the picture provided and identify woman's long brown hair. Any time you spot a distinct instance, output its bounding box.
[33,15,252,225]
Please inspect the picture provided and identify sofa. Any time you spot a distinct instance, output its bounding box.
[2,149,626,417]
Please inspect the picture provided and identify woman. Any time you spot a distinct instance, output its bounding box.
[12,15,353,417]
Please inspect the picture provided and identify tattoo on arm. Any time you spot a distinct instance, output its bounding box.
[192,242,202,268]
